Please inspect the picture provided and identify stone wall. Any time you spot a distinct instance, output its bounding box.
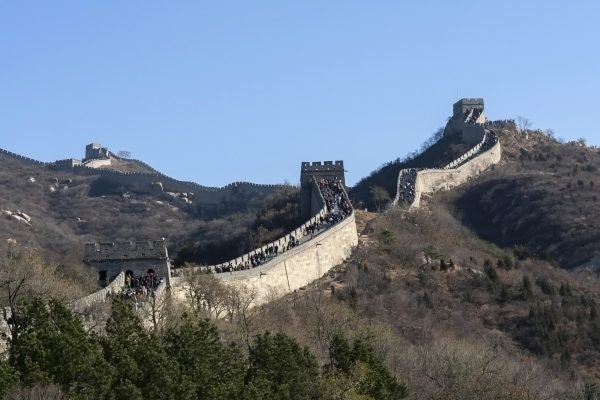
[0,147,48,166]
[83,158,112,168]
[188,203,329,274]
[69,271,126,312]
[172,211,358,306]
[65,163,285,205]
[300,160,345,218]
[453,98,484,118]
[0,145,286,206]
[85,240,168,261]
[393,99,501,209]
[410,138,501,208]
[442,126,488,170]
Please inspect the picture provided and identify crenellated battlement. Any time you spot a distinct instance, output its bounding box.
[301,160,344,172]
[0,147,48,166]
[453,98,484,117]
[84,239,168,262]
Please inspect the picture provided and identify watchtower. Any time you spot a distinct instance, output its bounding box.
[452,98,484,119]
[84,238,171,287]
[85,143,110,160]
[445,98,487,144]
[300,161,345,219]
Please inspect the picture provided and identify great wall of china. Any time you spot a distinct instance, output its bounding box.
[0,146,287,206]
[392,99,502,209]
[0,98,503,321]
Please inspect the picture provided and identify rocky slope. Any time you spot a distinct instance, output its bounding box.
[0,152,293,268]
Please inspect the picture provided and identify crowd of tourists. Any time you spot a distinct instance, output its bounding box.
[397,168,418,205]
[481,130,498,151]
[464,107,484,124]
[484,119,516,128]
[121,270,163,309]
[396,128,498,206]
[317,178,353,220]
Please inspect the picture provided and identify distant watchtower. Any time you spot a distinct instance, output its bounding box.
[300,161,345,219]
[452,98,485,119]
[85,143,110,160]
[445,98,487,144]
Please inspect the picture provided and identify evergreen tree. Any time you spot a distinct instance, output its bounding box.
[8,297,111,399]
[522,275,533,300]
[0,359,16,399]
[103,298,179,400]
[164,316,245,400]
[245,332,321,400]
[327,333,407,400]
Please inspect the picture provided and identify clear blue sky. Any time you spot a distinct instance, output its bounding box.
[1,1,598,186]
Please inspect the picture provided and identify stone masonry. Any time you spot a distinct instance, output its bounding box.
[300,161,345,219]
[84,239,172,286]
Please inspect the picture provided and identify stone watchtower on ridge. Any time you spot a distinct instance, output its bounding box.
[300,161,345,219]
[452,98,485,119]
[85,143,110,160]
[444,98,487,144]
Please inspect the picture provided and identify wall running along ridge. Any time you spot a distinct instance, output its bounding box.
[69,272,126,312]
[210,212,357,305]
[171,178,358,307]
[171,213,358,307]
[0,146,287,205]
[392,122,502,209]
[38,166,356,314]
[410,137,501,208]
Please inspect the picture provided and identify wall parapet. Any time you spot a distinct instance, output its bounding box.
[172,209,357,307]
[0,145,288,197]
[69,272,125,312]
[0,147,48,166]
[219,210,356,281]
[393,134,501,209]
[84,240,168,262]
[173,174,351,279]
[392,103,501,209]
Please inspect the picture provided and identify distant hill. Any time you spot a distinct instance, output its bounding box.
[0,149,295,268]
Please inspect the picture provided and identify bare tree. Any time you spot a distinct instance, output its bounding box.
[140,284,179,333]
[182,265,228,319]
[370,186,391,213]
[5,384,65,400]
[117,150,132,159]
[516,116,532,139]
[0,244,83,340]
[225,283,257,347]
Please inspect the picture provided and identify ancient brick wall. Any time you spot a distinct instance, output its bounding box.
[410,139,502,208]
[171,210,358,307]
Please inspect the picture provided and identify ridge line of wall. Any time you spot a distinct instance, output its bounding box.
[392,126,501,209]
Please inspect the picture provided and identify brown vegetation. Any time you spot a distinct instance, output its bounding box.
[0,154,296,270]
[453,126,600,269]
[172,205,600,397]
